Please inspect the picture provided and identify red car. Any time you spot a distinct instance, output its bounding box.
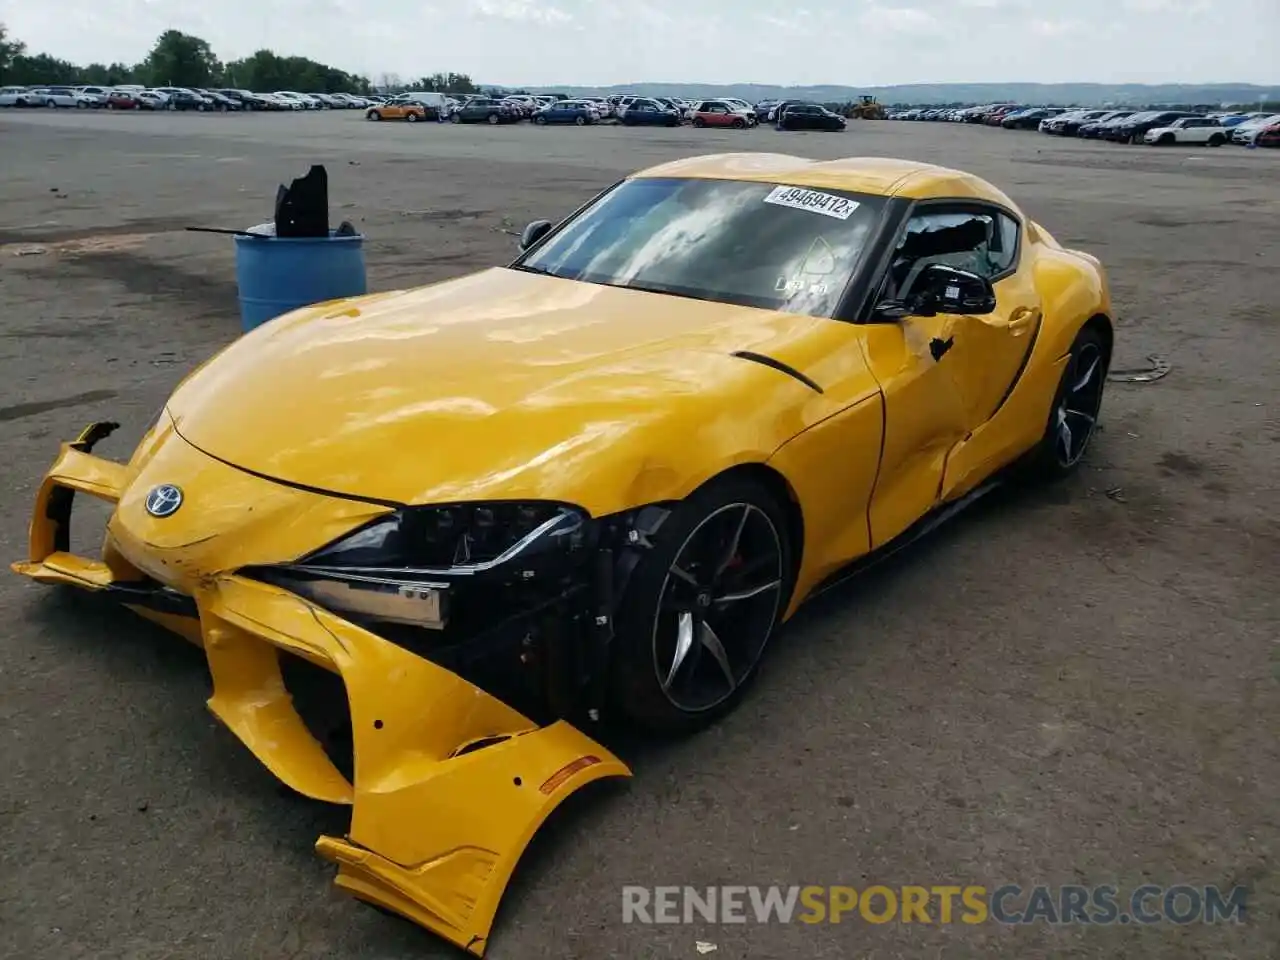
[1255,121,1280,148]
[690,99,754,128]
[105,91,140,110]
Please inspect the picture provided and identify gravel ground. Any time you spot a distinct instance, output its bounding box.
[0,109,1277,960]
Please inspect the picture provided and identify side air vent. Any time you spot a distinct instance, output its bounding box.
[730,351,824,395]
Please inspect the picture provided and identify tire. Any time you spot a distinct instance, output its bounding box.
[47,99,56,108]
[692,117,705,128]
[450,112,461,123]
[1158,133,1174,145]
[609,474,793,735]
[574,115,585,126]
[488,113,499,124]
[1020,324,1110,481]
[406,112,419,122]
[106,102,115,111]
[1208,134,1225,147]
[732,118,745,129]
[534,114,547,125]
[77,100,89,109]
[368,110,381,121]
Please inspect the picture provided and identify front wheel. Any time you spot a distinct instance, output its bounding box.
[450,112,461,123]
[367,110,381,121]
[574,115,585,126]
[610,475,793,735]
[534,114,547,125]
[1021,325,1109,480]
[406,112,419,122]
[1208,133,1225,146]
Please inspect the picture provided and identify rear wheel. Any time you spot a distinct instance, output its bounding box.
[610,475,793,735]
[487,112,499,124]
[1021,325,1109,480]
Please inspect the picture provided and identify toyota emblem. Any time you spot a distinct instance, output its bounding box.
[144,484,184,518]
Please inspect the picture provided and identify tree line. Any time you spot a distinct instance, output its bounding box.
[0,24,479,96]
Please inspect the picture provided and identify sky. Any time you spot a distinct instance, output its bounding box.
[1,0,1276,88]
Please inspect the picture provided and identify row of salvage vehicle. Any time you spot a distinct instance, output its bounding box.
[0,83,381,111]
[366,91,849,131]
[891,102,1280,147]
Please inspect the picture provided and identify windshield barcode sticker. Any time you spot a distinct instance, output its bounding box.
[763,185,860,220]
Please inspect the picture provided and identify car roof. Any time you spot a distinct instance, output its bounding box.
[630,154,1020,207]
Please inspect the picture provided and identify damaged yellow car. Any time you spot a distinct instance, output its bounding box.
[13,154,1112,954]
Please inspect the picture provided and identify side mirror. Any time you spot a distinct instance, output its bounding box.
[904,264,997,317]
[519,219,553,251]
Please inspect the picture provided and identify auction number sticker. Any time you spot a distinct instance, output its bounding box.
[764,185,860,220]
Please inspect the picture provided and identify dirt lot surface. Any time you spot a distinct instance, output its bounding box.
[1,109,1277,960]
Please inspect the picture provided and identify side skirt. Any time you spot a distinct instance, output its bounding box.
[810,478,1002,599]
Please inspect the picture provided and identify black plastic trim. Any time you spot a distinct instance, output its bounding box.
[730,351,824,394]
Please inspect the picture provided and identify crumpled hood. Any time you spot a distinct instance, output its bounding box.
[167,268,855,513]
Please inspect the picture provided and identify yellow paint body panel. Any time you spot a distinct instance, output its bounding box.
[12,155,1111,952]
[11,432,631,956]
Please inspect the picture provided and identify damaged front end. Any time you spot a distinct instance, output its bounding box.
[11,418,670,955]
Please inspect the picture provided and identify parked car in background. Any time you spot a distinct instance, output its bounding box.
[1107,110,1201,143]
[1231,113,1280,144]
[1143,116,1227,146]
[451,97,521,124]
[1040,108,1109,134]
[104,89,142,110]
[214,89,274,110]
[29,86,93,108]
[777,102,847,131]
[690,100,755,128]
[366,94,429,122]
[1254,120,1280,148]
[1001,107,1062,129]
[1078,113,1131,139]
[0,85,38,107]
[153,87,214,111]
[533,99,599,125]
[192,89,242,111]
[619,98,681,126]
[135,90,168,110]
[76,85,112,107]
[271,92,310,110]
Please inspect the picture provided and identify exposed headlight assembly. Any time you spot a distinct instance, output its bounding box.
[258,502,593,630]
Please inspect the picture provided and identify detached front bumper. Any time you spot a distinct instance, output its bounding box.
[12,424,632,956]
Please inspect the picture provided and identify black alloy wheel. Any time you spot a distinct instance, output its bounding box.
[611,475,792,734]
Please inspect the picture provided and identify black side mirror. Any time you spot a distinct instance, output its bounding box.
[904,264,997,317]
[519,219,553,251]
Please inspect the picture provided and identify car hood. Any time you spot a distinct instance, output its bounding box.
[167,268,862,513]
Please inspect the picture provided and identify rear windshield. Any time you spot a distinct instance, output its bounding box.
[514,176,886,317]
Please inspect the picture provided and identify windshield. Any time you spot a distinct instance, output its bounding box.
[514,177,885,317]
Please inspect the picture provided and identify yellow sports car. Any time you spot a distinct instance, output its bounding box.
[13,154,1112,954]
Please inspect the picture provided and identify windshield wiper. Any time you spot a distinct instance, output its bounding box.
[509,263,555,276]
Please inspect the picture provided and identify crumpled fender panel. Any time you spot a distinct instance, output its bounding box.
[12,428,633,956]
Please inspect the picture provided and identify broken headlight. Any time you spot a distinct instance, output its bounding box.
[298,501,593,575]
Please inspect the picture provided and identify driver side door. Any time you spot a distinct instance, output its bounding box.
[861,201,1039,547]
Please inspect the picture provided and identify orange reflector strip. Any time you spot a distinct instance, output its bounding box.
[539,755,602,795]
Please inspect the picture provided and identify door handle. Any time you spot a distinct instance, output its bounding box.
[1008,307,1041,335]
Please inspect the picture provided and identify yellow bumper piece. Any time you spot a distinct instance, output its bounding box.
[13,430,633,956]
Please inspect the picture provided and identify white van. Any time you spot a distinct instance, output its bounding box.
[402,91,451,119]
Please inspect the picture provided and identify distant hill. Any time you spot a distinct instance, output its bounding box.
[487,81,1277,108]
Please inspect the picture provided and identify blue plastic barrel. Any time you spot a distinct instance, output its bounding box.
[233,231,367,332]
